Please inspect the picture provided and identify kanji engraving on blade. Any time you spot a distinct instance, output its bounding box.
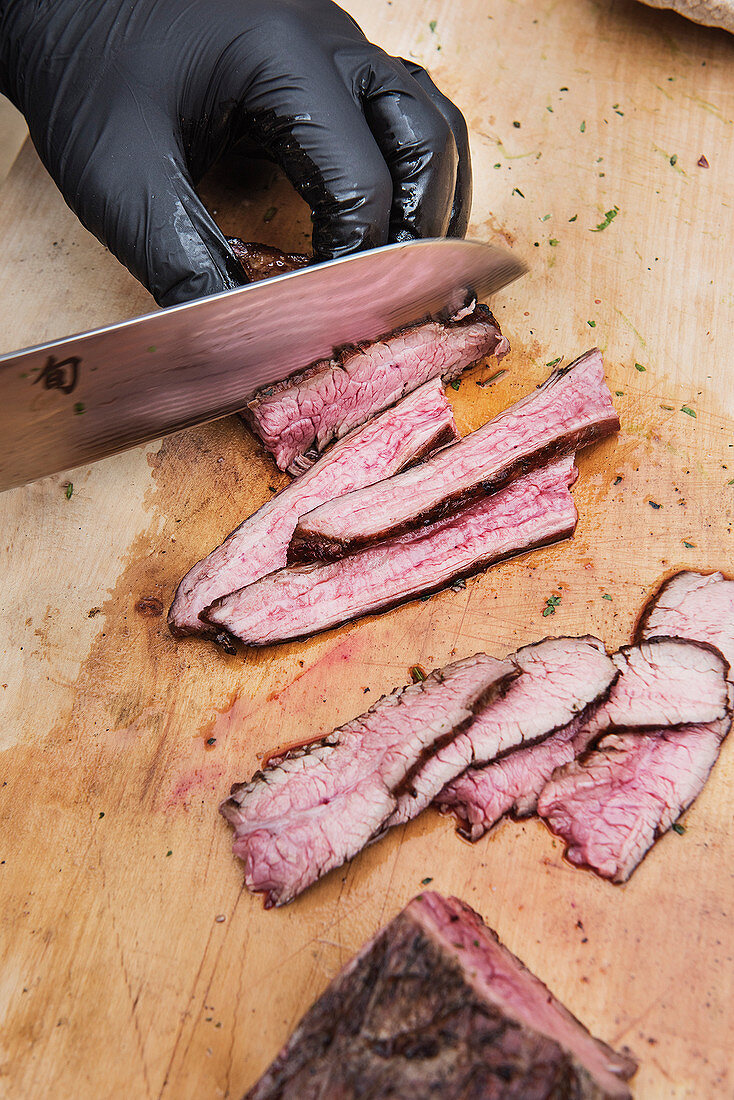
[33,355,80,394]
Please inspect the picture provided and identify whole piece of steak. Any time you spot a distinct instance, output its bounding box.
[245,892,637,1099]
[227,238,309,282]
[437,636,730,840]
[203,455,579,648]
[220,654,516,907]
[291,347,619,561]
[537,714,731,882]
[637,570,734,676]
[388,636,618,826]
[243,304,509,474]
[168,380,458,637]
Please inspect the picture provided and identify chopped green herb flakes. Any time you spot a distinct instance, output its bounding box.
[680,405,696,418]
[65,482,73,500]
[591,205,619,232]
[410,664,427,683]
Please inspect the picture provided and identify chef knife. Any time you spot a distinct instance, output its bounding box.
[0,237,526,492]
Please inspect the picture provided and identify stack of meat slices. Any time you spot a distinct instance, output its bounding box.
[221,572,731,905]
[535,572,734,881]
[170,334,620,646]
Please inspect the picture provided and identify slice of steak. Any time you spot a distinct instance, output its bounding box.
[245,892,637,1099]
[290,346,619,562]
[220,654,517,907]
[389,636,618,826]
[203,455,579,647]
[537,715,731,882]
[243,304,509,474]
[168,380,458,637]
[599,637,729,730]
[227,238,309,281]
[437,636,730,840]
[437,729,586,840]
[637,570,734,677]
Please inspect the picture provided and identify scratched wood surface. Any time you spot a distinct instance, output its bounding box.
[1,1,733,1097]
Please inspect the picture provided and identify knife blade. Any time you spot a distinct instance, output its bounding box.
[0,237,526,492]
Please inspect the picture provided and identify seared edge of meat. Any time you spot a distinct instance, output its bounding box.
[413,894,637,1095]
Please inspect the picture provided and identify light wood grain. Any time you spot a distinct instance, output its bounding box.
[1,2,733,1097]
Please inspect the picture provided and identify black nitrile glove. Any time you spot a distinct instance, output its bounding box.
[0,0,471,307]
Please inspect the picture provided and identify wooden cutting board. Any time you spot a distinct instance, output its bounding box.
[1,2,733,1097]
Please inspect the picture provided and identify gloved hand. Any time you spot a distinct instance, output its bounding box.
[0,0,471,306]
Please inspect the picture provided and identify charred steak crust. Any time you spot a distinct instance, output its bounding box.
[244,893,636,1100]
[227,238,309,281]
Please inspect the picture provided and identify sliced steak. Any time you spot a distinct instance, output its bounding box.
[637,570,734,677]
[389,636,618,826]
[168,380,458,637]
[227,238,309,281]
[243,304,509,474]
[537,715,731,882]
[245,892,637,1099]
[221,654,517,906]
[290,347,619,562]
[599,637,729,730]
[438,719,594,841]
[203,455,579,647]
[438,636,730,840]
